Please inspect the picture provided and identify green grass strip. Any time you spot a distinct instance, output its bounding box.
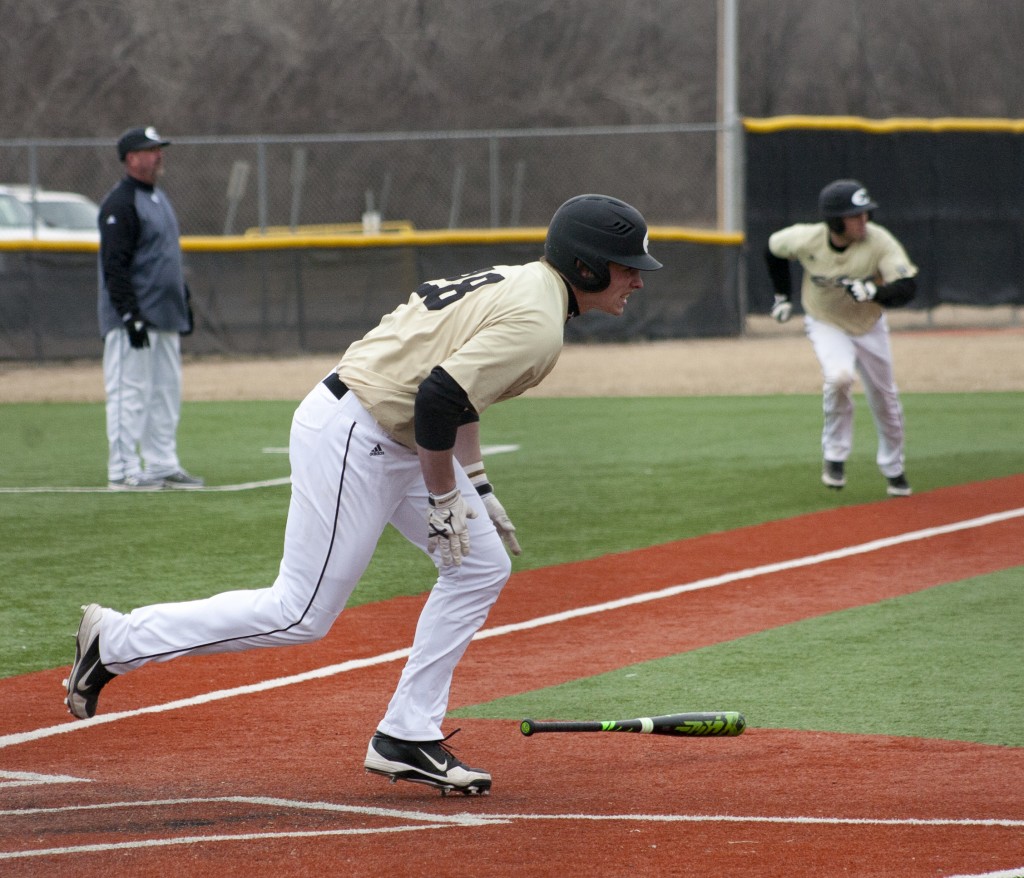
[1,392,1021,678]
[455,571,1024,747]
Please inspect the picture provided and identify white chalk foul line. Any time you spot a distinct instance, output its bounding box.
[0,795,506,861]
[0,648,413,750]
[2,445,521,491]
[485,812,1024,828]
[0,825,452,860]
[2,505,1022,753]
[0,477,291,494]
[0,795,502,824]
[263,443,520,456]
[945,870,1024,878]
[0,769,90,789]
[474,505,1024,639]
[0,796,1020,862]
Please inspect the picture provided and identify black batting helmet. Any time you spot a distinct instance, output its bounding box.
[545,194,662,292]
[819,179,878,232]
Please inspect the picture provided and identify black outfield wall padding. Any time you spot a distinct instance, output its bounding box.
[744,116,1024,315]
[0,228,743,361]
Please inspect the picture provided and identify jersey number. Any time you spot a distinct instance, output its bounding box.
[415,270,505,311]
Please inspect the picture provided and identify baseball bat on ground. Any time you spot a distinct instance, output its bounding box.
[520,711,745,738]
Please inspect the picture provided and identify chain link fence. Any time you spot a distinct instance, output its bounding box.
[1,124,747,362]
[0,124,722,235]
[4,120,1021,363]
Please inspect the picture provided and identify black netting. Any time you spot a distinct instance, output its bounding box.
[744,125,1024,314]
[0,236,742,361]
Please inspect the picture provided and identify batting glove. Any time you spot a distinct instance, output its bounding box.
[122,313,150,349]
[482,491,522,556]
[427,487,477,566]
[841,278,878,303]
[769,294,793,323]
[464,460,522,556]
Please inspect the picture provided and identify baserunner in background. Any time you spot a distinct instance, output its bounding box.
[765,179,917,497]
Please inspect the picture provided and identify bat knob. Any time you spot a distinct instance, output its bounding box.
[520,719,535,736]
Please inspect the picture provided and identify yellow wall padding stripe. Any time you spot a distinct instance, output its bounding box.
[0,227,742,253]
[0,239,99,252]
[743,115,1024,134]
[179,225,742,252]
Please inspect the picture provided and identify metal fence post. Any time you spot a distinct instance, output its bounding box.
[256,140,268,233]
[27,143,40,238]
[489,137,500,228]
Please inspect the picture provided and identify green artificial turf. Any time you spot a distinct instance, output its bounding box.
[1,390,1021,740]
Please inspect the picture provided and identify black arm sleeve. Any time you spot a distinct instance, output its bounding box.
[414,366,479,451]
[99,182,142,318]
[764,246,792,297]
[874,276,916,309]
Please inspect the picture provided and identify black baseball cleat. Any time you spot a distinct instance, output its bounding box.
[822,459,846,489]
[364,729,491,796]
[63,604,116,719]
[886,473,913,497]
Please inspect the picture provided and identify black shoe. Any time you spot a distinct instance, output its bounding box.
[822,459,846,489]
[161,470,205,489]
[64,604,116,719]
[364,730,491,796]
[886,473,912,497]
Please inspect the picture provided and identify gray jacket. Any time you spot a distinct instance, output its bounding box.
[97,176,190,336]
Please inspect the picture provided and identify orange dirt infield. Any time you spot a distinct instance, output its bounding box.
[2,475,1023,877]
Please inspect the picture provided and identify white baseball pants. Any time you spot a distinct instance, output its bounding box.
[103,328,183,481]
[804,313,906,477]
[99,381,512,741]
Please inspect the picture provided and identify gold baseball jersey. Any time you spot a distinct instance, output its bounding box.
[337,261,569,449]
[768,222,918,335]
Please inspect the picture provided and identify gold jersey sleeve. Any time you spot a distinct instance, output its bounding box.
[337,261,568,449]
[768,222,918,335]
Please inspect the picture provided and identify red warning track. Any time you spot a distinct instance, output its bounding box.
[2,475,1023,877]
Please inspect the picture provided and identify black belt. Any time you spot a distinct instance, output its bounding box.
[323,372,349,399]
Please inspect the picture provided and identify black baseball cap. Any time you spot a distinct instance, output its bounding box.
[117,126,171,161]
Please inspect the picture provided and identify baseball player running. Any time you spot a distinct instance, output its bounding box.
[65,194,662,796]
[765,179,917,496]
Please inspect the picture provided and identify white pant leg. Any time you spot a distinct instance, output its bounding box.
[140,331,183,478]
[805,316,858,463]
[100,385,413,673]
[851,315,906,476]
[103,328,149,480]
[377,470,512,741]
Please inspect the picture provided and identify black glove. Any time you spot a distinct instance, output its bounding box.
[123,313,150,349]
[182,284,195,336]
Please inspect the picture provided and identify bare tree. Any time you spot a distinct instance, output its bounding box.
[2,0,1024,229]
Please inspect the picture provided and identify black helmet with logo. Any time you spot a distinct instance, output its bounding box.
[545,194,662,292]
[819,179,878,222]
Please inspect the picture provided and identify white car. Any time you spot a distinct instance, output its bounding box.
[0,185,100,242]
[0,190,37,240]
